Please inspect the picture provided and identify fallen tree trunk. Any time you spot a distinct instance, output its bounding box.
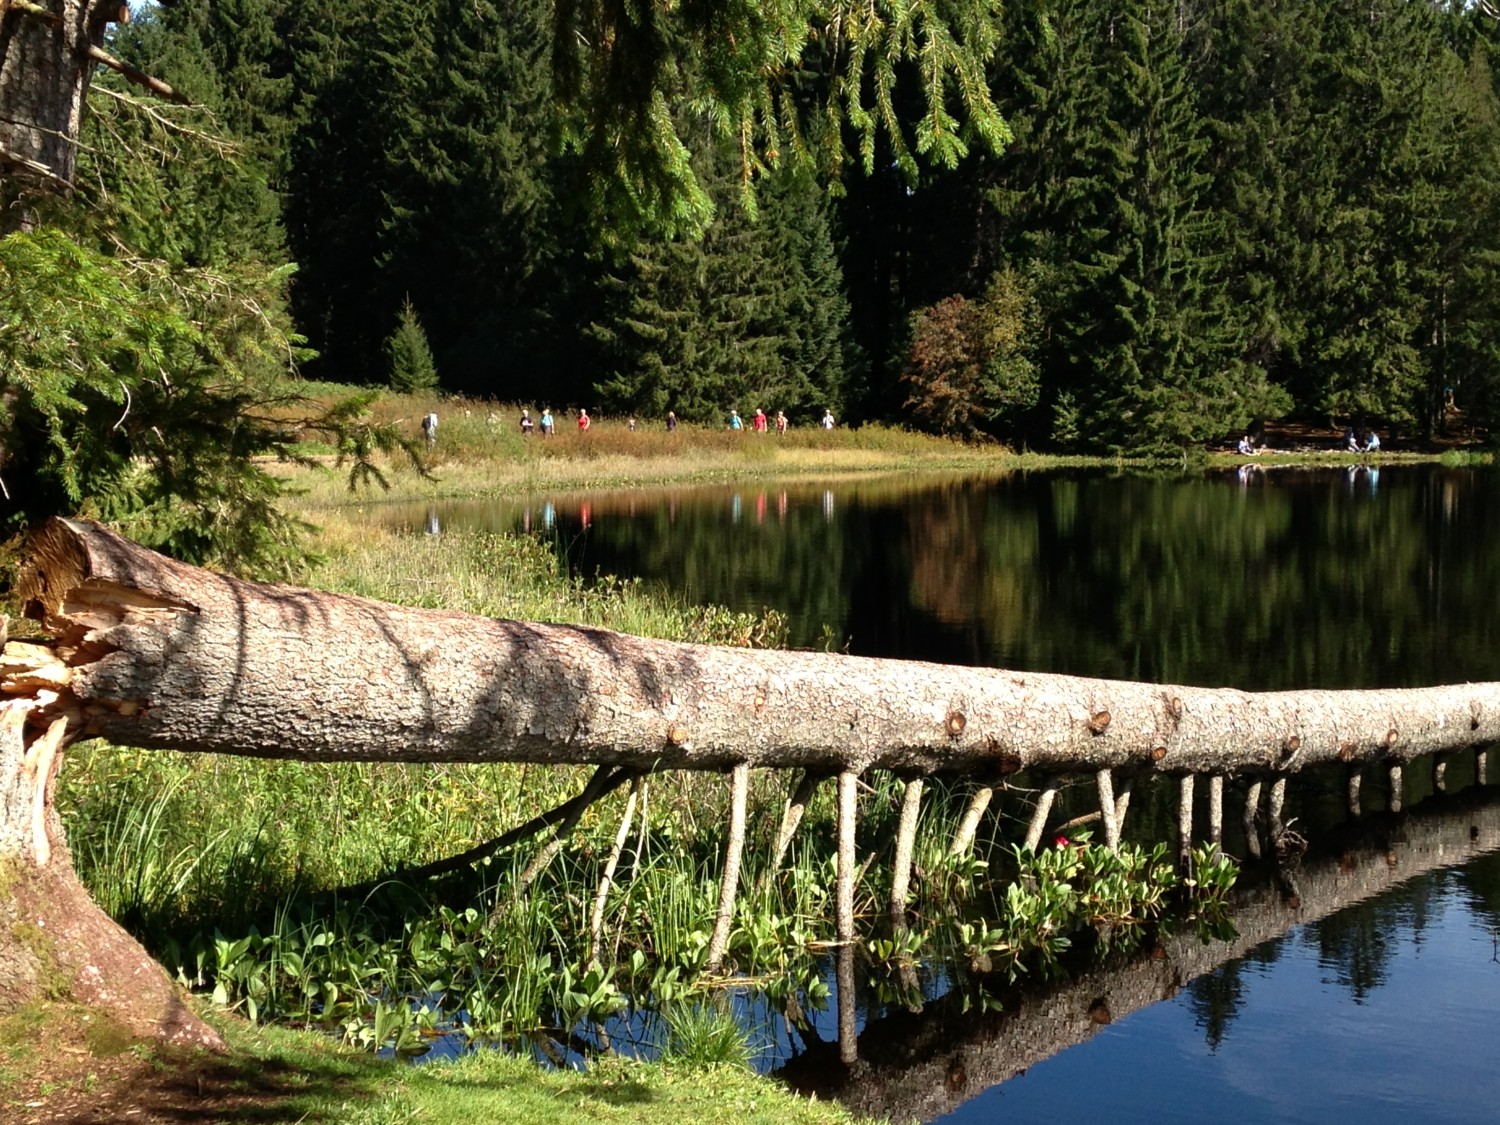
[5,516,1500,1042]
[10,518,1500,778]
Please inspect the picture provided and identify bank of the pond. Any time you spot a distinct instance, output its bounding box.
[270,390,1492,509]
[1,1003,869,1125]
[280,439,1489,513]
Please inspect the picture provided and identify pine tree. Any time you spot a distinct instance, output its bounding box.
[96,8,288,271]
[1073,0,1273,451]
[1000,0,1279,452]
[387,298,440,392]
[1195,0,1488,434]
[1441,41,1500,433]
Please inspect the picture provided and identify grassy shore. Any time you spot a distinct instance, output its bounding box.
[273,390,1492,509]
[281,397,1033,506]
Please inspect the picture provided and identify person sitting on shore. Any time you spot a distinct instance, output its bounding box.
[1345,428,1360,452]
[1364,429,1380,453]
[1237,434,1254,456]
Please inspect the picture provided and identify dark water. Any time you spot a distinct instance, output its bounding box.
[379,463,1500,1121]
[385,463,1500,689]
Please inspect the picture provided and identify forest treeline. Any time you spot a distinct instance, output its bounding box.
[108,0,1500,452]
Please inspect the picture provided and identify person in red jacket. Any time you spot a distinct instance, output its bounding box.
[578,409,591,432]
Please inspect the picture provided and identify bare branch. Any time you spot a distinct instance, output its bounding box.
[588,777,641,965]
[704,762,749,972]
[85,44,189,105]
[0,141,72,189]
[89,87,237,156]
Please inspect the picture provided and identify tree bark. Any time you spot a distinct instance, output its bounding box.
[888,778,923,928]
[1,699,220,1046]
[0,0,120,214]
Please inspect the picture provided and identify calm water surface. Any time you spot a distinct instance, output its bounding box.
[375,464,1500,1121]
[929,845,1500,1125]
[384,463,1500,689]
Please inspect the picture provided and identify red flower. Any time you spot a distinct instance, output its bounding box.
[1054,835,1070,848]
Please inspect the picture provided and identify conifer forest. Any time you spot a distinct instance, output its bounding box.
[19,0,1500,462]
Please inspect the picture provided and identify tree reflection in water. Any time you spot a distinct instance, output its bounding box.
[777,789,1500,1125]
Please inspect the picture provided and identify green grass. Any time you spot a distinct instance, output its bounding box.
[659,1000,756,1070]
[1,1004,870,1125]
[218,1018,866,1125]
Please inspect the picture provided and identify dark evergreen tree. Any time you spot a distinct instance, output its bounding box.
[99,7,287,271]
[1083,2,1279,448]
[386,297,440,392]
[979,0,1279,452]
[1440,42,1500,433]
[1195,0,1500,436]
[591,153,853,422]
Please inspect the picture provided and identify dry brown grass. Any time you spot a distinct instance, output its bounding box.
[274,391,1019,507]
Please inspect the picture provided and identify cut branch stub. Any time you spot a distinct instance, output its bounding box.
[1087,710,1112,736]
[1279,735,1302,767]
[1023,787,1057,852]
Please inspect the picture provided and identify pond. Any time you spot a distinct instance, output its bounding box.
[372,462,1500,1122]
[382,462,1500,689]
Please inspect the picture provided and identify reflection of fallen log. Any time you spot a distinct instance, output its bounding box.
[781,792,1500,1124]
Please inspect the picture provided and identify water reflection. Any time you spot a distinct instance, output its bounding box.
[778,789,1500,1124]
[373,464,1500,690]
